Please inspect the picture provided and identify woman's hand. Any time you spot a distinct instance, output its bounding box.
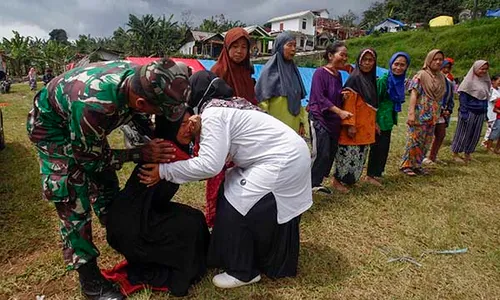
[407,112,416,126]
[299,123,306,137]
[347,125,356,139]
[338,109,353,120]
[138,164,161,187]
[188,115,201,135]
[375,123,381,135]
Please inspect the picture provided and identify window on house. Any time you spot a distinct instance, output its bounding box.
[300,38,305,48]
[302,18,307,30]
[280,23,284,31]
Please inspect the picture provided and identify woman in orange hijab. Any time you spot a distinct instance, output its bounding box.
[205,28,257,228]
[211,27,256,104]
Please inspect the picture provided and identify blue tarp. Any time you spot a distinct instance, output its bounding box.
[486,9,500,17]
[198,59,389,106]
[198,59,216,71]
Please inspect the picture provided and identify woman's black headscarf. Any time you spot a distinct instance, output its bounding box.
[188,70,234,113]
[154,107,194,154]
[344,48,378,108]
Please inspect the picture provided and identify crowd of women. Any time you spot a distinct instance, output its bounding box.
[106,28,499,298]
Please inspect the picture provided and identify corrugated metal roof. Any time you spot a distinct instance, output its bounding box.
[268,10,315,23]
[190,30,218,41]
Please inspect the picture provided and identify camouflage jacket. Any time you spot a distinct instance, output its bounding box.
[28,60,141,173]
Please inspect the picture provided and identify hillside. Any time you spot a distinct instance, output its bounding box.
[290,18,500,78]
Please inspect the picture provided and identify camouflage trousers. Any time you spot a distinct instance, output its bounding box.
[34,142,119,270]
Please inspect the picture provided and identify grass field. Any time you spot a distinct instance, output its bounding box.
[1,83,499,299]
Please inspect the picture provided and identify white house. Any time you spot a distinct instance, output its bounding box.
[373,18,406,33]
[312,9,330,19]
[268,10,317,51]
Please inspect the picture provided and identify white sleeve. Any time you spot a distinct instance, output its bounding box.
[490,89,500,102]
[158,110,230,184]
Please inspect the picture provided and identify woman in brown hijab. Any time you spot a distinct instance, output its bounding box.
[400,49,446,176]
[211,27,256,104]
[206,28,257,228]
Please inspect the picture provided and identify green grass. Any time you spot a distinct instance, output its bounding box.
[1,83,500,299]
[291,18,500,78]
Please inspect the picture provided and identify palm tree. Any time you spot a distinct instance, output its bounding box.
[39,40,72,74]
[126,14,158,56]
[153,14,181,56]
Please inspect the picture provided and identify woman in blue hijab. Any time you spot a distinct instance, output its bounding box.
[366,52,410,185]
[255,31,307,135]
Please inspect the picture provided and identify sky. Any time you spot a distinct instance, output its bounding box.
[0,0,376,40]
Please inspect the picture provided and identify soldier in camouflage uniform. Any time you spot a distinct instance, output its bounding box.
[27,58,190,300]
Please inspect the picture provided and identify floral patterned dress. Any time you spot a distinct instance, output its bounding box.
[400,77,440,170]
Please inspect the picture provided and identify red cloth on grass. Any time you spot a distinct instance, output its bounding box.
[101,260,168,296]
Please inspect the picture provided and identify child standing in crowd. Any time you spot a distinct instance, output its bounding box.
[483,74,500,150]
[484,74,500,153]
[42,68,55,86]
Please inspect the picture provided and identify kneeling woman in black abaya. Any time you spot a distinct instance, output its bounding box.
[106,108,210,297]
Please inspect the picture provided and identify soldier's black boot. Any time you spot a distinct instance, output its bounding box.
[77,259,125,300]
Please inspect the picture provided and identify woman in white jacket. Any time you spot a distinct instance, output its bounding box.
[139,70,312,289]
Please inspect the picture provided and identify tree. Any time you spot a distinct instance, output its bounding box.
[152,14,182,56]
[126,14,159,56]
[338,10,358,27]
[361,0,467,26]
[111,27,130,53]
[38,40,72,74]
[49,29,69,43]
[360,1,387,29]
[2,31,31,76]
[75,35,94,54]
[197,14,246,33]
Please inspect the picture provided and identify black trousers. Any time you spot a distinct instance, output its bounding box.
[367,130,392,177]
[310,117,338,187]
[207,189,301,282]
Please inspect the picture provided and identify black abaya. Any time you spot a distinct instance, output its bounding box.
[106,166,210,297]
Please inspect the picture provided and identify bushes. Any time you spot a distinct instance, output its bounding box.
[275,19,499,77]
[344,18,500,77]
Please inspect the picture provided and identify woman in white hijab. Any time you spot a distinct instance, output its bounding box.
[450,60,491,163]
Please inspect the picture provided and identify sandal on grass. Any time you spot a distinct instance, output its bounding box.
[413,168,430,176]
[400,168,417,176]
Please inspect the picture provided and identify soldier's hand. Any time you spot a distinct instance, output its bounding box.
[141,139,176,163]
